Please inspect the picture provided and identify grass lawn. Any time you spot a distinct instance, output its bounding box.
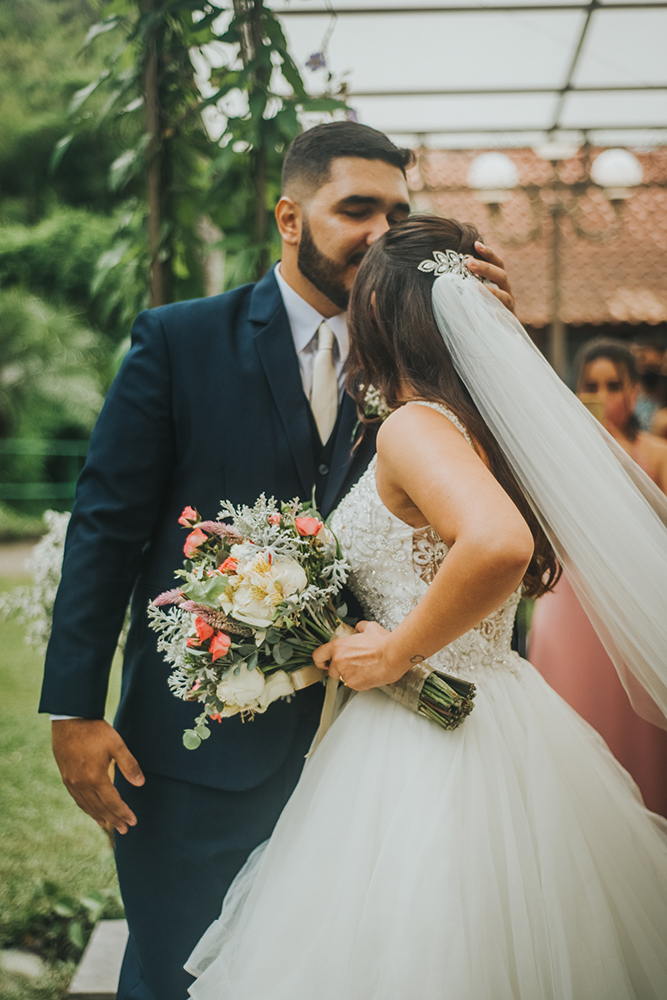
[0,575,122,998]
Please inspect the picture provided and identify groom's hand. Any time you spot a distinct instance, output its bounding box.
[51,719,145,835]
[313,621,405,691]
[465,241,516,313]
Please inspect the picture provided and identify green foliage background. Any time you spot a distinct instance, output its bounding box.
[0,0,346,530]
[0,573,123,997]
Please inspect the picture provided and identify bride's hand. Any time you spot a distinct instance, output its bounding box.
[312,621,407,691]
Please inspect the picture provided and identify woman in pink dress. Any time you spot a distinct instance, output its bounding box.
[529,338,667,815]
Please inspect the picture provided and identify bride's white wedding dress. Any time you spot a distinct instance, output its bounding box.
[187,403,667,1000]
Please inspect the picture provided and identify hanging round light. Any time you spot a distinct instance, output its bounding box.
[590,149,643,201]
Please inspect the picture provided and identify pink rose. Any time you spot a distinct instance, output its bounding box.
[295,516,322,537]
[268,514,281,525]
[210,631,232,662]
[184,527,208,557]
[219,556,238,575]
[178,505,199,526]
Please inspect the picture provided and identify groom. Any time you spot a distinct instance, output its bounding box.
[40,121,514,1000]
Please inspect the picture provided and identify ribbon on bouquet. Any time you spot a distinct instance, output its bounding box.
[289,621,357,755]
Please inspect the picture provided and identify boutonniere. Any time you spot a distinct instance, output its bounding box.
[351,384,391,441]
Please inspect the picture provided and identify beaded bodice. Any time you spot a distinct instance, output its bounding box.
[330,402,522,681]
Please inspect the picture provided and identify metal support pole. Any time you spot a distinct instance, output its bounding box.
[549,201,567,378]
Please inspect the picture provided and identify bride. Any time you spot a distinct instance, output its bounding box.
[186,216,667,1000]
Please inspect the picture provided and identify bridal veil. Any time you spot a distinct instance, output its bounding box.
[431,273,667,730]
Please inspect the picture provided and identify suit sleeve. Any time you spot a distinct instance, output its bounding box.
[39,309,175,717]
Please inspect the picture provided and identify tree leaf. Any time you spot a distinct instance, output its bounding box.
[69,72,109,114]
[82,17,121,50]
[50,134,75,174]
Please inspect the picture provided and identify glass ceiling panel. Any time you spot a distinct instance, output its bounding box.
[561,91,667,128]
[281,11,583,91]
[573,9,667,86]
[347,93,557,132]
[263,2,667,145]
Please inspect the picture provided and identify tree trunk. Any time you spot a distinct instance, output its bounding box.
[141,0,166,307]
[234,0,269,279]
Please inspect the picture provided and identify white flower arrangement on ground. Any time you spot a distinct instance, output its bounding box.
[0,510,131,655]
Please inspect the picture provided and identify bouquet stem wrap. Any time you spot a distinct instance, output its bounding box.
[381,664,476,730]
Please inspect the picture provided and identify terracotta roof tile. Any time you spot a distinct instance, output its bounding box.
[408,148,667,328]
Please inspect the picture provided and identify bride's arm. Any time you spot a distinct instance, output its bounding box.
[313,404,534,690]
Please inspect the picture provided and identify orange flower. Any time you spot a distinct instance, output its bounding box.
[295,516,322,537]
[268,514,281,525]
[210,631,232,662]
[178,505,199,526]
[219,556,238,575]
[184,527,208,557]
[194,617,214,642]
[209,712,223,723]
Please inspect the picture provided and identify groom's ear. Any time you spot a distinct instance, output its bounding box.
[275,196,301,245]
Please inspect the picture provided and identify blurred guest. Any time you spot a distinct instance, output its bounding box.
[529,338,667,816]
[631,334,667,432]
[650,349,667,440]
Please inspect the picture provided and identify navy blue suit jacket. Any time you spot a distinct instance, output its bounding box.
[40,270,377,791]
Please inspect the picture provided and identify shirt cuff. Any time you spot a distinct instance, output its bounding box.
[49,715,82,721]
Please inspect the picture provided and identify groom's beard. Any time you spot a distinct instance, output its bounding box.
[298,218,364,312]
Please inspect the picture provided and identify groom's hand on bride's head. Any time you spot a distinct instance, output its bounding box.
[465,242,516,314]
[51,718,145,835]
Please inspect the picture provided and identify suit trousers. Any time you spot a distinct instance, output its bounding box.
[114,712,317,1000]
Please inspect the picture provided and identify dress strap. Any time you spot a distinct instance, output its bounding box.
[405,400,474,448]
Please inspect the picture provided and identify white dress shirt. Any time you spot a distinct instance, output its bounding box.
[50,265,349,722]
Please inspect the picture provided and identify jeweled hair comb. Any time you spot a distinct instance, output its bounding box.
[417,250,476,279]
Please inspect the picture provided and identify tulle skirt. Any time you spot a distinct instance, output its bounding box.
[186,659,667,1000]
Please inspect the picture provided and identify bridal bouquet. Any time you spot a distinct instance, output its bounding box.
[149,496,476,749]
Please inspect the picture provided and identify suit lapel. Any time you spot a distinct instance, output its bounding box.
[251,273,316,497]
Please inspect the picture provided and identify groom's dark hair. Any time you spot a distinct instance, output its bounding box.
[282,121,413,196]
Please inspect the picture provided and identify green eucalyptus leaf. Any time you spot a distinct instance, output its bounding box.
[183,730,202,750]
[277,642,293,662]
[203,575,229,602]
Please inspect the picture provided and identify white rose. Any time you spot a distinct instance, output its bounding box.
[271,558,308,599]
[230,578,277,628]
[229,552,308,628]
[257,670,295,712]
[216,663,266,710]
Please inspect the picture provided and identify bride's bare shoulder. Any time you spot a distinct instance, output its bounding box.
[377,402,473,458]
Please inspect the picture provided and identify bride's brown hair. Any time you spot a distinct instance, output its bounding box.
[347,214,560,599]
